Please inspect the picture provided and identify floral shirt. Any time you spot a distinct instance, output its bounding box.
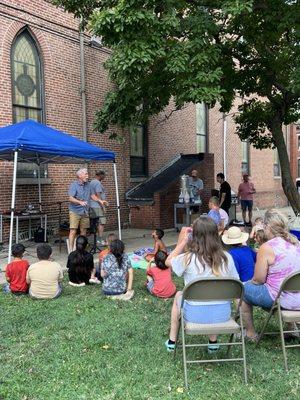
[102,253,132,294]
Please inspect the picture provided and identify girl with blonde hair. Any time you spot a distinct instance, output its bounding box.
[242,209,300,341]
[165,216,239,353]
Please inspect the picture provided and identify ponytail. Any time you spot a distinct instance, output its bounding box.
[73,235,88,265]
[110,239,125,269]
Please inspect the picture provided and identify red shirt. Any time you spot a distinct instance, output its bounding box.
[147,266,176,298]
[6,260,30,293]
[238,181,255,201]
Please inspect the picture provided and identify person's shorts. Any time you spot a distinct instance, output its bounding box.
[243,281,274,309]
[69,211,90,230]
[176,295,231,324]
[90,207,107,225]
[241,200,253,211]
[146,279,154,294]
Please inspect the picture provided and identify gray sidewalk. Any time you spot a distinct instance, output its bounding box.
[0,206,295,284]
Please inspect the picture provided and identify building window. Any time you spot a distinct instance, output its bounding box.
[11,30,47,178]
[241,140,250,174]
[130,125,148,177]
[196,103,207,153]
[273,149,281,177]
[298,134,300,150]
[297,159,300,178]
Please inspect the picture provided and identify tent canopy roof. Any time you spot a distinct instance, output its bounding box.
[0,119,115,164]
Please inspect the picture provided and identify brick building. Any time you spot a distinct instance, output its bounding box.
[0,0,291,239]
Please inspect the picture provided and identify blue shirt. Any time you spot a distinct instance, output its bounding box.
[90,179,106,208]
[68,180,91,215]
[229,246,256,282]
[208,209,221,225]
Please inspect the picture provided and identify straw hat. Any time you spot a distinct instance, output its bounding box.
[222,226,249,245]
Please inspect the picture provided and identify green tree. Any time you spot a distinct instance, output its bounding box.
[54,0,300,212]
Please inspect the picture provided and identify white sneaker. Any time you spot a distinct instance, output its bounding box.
[89,277,101,284]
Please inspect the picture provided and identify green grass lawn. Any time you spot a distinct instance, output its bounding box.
[0,270,299,400]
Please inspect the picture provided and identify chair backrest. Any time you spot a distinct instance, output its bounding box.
[182,277,243,303]
[281,271,300,293]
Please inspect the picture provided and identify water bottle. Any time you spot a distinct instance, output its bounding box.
[178,190,184,204]
[190,190,195,204]
[184,191,190,204]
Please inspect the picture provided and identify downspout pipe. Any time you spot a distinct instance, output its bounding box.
[223,113,227,177]
[79,18,87,142]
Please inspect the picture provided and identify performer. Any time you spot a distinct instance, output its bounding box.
[90,170,109,245]
[68,168,91,252]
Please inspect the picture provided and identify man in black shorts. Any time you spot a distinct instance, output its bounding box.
[216,173,231,215]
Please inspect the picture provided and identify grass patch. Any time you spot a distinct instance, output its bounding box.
[0,270,299,399]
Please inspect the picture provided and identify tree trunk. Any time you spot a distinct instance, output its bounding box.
[271,120,300,215]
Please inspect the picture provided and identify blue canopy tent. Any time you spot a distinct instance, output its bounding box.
[0,119,121,261]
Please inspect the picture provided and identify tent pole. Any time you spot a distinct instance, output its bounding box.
[8,150,18,263]
[113,162,122,239]
[37,161,42,212]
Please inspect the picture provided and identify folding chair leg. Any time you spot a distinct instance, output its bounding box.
[256,308,274,347]
[240,314,248,384]
[278,310,288,371]
[226,333,234,356]
[181,316,188,389]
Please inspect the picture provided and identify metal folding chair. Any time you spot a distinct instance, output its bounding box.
[256,271,300,371]
[175,277,247,388]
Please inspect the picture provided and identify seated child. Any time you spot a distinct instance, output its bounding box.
[146,251,176,298]
[26,243,63,299]
[145,228,167,261]
[250,217,264,240]
[4,244,29,294]
[207,196,223,232]
[253,229,268,251]
[101,239,133,296]
[97,233,117,280]
[67,235,95,286]
[222,226,256,282]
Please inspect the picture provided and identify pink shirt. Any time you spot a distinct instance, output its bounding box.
[265,237,300,310]
[147,266,176,298]
[238,181,255,201]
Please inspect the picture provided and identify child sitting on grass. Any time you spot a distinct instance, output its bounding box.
[208,196,224,233]
[146,251,176,299]
[249,217,264,240]
[67,235,96,286]
[145,228,167,261]
[4,244,29,294]
[101,239,133,296]
[96,233,117,280]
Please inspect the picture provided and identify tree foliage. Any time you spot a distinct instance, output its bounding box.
[54,0,300,210]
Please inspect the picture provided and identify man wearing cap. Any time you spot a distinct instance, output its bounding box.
[90,170,109,245]
[238,173,256,226]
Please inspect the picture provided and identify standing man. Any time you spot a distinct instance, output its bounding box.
[216,172,231,215]
[238,173,256,226]
[90,170,109,245]
[188,170,204,204]
[68,168,91,252]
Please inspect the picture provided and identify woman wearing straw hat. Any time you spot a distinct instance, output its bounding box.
[222,227,256,282]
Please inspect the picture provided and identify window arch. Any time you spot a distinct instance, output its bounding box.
[11,30,47,179]
[11,30,44,122]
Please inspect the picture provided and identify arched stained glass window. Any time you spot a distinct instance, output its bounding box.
[11,31,43,122]
[11,30,47,179]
